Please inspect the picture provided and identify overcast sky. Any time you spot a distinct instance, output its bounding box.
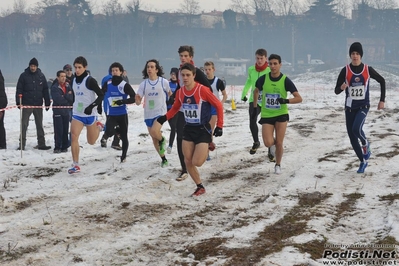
[0,0,232,13]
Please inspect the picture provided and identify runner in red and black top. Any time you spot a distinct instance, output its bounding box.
[170,45,212,182]
[334,42,385,174]
[156,63,224,196]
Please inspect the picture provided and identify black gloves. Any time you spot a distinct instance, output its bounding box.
[97,104,102,115]
[213,127,223,137]
[242,96,248,102]
[114,99,124,106]
[277,98,289,104]
[166,95,175,105]
[84,103,96,115]
[251,106,258,120]
[157,115,167,125]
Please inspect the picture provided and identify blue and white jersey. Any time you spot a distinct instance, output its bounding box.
[105,80,128,116]
[137,77,170,119]
[72,75,97,117]
[210,76,220,100]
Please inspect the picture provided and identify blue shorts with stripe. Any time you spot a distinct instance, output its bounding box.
[72,115,97,126]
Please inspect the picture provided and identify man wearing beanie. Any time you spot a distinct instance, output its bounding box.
[349,42,363,57]
[16,57,51,150]
[334,42,385,173]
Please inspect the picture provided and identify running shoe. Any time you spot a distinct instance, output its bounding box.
[362,142,371,160]
[68,164,80,174]
[167,145,172,154]
[192,187,206,196]
[209,142,215,151]
[96,121,104,131]
[100,138,107,148]
[176,172,188,181]
[159,136,166,155]
[274,164,281,174]
[161,159,168,168]
[268,145,276,162]
[249,141,260,155]
[111,144,122,150]
[357,161,368,173]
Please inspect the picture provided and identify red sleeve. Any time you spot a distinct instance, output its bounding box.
[201,85,224,128]
[166,89,182,120]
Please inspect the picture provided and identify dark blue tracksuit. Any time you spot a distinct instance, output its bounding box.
[51,80,74,150]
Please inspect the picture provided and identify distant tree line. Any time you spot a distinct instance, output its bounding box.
[0,0,398,81]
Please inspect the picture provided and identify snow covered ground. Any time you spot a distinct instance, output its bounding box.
[1,68,399,265]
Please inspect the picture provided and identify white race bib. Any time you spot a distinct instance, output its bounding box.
[182,103,200,124]
[265,93,281,109]
[108,96,123,107]
[349,85,365,100]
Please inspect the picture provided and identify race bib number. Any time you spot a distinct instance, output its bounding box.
[182,103,200,123]
[108,96,123,107]
[77,102,84,112]
[265,93,281,109]
[149,100,155,109]
[350,86,365,100]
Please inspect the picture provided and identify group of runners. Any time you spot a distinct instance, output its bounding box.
[63,41,385,196]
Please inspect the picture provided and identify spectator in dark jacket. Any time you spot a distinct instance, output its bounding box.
[16,57,51,150]
[0,69,7,149]
[51,70,74,153]
[63,63,75,146]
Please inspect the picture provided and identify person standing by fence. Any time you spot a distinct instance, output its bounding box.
[16,58,51,150]
[0,69,7,149]
[51,70,74,153]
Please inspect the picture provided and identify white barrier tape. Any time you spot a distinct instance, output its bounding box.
[0,103,140,112]
[0,105,72,112]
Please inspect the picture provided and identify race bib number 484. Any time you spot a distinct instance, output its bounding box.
[265,93,281,109]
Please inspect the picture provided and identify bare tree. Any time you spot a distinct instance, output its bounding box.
[13,0,27,13]
[102,0,124,53]
[273,0,306,15]
[178,0,200,15]
[231,0,305,16]
[0,7,13,17]
[351,0,397,10]
[33,0,63,14]
[252,0,274,12]
[126,0,143,59]
[368,0,396,9]
[230,0,252,14]
[102,0,123,15]
[333,0,352,18]
[179,0,200,27]
[126,0,140,14]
